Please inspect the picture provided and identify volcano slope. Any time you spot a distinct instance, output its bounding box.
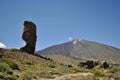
[36,40,120,66]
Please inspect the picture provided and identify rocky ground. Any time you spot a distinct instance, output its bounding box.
[0,48,120,80]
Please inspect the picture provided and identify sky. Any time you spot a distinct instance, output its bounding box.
[0,0,120,51]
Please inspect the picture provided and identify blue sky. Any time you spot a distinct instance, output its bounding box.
[0,0,120,50]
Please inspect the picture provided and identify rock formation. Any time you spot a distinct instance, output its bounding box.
[100,61,109,69]
[78,60,109,69]
[78,60,95,69]
[20,21,37,54]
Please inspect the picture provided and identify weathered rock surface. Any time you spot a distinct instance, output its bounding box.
[20,21,37,54]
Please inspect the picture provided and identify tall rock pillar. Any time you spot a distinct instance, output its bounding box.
[20,21,37,54]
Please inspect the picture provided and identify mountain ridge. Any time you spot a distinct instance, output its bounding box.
[36,39,120,65]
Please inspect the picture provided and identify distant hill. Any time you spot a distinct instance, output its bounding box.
[36,39,120,66]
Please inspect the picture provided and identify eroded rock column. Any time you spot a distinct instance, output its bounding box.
[20,21,37,54]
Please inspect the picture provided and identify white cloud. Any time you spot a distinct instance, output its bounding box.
[0,42,6,48]
[68,37,73,41]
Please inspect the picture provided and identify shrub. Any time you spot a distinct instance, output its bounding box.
[0,63,11,72]
[109,67,119,73]
[25,61,33,65]
[9,62,19,70]
[93,69,105,77]
[73,68,82,72]
[0,59,20,70]
[50,71,59,75]
[7,71,13,75]
[48,64,55,68]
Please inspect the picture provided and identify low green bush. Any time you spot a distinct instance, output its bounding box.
[48,64,55,68]
[0,63,11,72]
[93,69,105,77]
[73,68,82,72]
[109,67,119,73]
[0,58,20,70]
[25,60,33,65]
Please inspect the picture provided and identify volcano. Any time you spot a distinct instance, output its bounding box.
[36,39,120,66]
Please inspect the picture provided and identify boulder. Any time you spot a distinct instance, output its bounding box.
[101,61,109,69]
[78,60,109,69]
[78,60,95,69]
[20,21,37,54]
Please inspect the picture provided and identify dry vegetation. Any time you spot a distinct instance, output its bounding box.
[0,48,120,80]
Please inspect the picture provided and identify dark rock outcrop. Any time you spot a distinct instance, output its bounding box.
[78,60,95,69]
[101,61,109,69]
[20,21,37,54]
[78,60,109,69]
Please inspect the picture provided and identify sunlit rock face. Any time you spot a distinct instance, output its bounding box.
[20,21,37,54]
